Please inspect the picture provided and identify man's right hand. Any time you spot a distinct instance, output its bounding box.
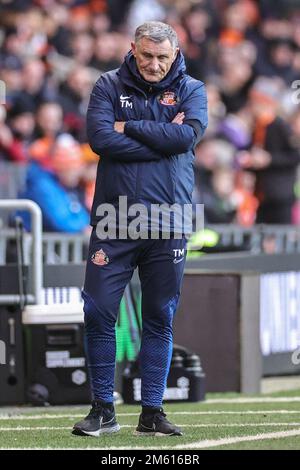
[172,112,185,125]
[114,121,126,133]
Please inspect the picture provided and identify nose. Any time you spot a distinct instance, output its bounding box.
[150,58,160,72]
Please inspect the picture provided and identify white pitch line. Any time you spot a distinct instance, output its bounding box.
[93,428,300,450]
[168,411,300,415]
[2,423,300,432]
[0,415,83,421]
[2,428,300,451]
[2,410,300,420]
[175,428,300,449]
[205,397,300,404]
[0,427,71,431]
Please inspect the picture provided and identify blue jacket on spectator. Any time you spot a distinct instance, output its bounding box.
[20,162,89,233]
[87,50,208,227]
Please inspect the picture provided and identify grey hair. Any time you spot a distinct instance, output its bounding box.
[135,21,178,50]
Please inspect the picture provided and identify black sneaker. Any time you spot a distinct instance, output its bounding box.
[72,400,120,437]
[134,408,183,436]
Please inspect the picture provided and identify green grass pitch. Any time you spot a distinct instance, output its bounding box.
[1,390,300,450]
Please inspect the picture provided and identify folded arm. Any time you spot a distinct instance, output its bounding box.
[87,78,164,163]
[123,82,208,155]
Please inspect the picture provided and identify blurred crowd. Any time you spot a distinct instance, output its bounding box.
[1,0,300,232]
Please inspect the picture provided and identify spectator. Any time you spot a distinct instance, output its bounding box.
[233,170,259,226]
[0,55,24,109]
[1,0,300,227]
[257,38,298,85]
[59,67,92,141]
[90,33,122,72]
[205,83,226,138]
[218,52,255,113]
[46,4,73,56]
[4,98,35,163]
[21,58,55,111]
[126,0,167,33]
[193,138,236,223]
[181,5,211,80]
[70,33,94,66]
[91,12,111,35]
[206,166,238,223]
[20,134,89,233]
[218,104,253,150]
[0,108,13,162]
[14,8,48,59]
[66,5,92,35]
[29,102,64,170]
[238,77,300,224]
[35,101,63,140]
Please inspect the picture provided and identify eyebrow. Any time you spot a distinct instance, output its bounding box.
[142,51,169,58]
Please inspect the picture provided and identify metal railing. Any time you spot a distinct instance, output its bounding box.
[211,224,300,254]
[0,229,89,265]
[1,221,300,268]
[0,200,43,305]
[42,232,89,264]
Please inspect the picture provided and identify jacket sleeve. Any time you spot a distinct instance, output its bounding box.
[270,149,300,168]
[87,77,163,163]
[124,82,208,155]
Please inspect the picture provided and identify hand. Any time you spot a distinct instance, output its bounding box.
[237,151,252,168]
[250,148,271,169]
[114,121,126,133]
[0,124,13,147]
[84,225,92,236]
[172,112,185,125]
[237,148,271,170]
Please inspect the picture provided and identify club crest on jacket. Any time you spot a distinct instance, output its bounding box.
[91,249,110,266]
[158,90,179,106]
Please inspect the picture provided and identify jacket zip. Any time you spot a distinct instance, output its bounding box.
[144,86,152,111]
[135,86,153,199]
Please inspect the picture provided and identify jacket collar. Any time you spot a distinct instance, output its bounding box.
[118,50,186,94]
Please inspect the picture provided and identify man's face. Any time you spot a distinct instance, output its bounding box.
[131,37,178,83]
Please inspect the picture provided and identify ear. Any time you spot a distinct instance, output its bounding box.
[131,42,136,57]
[173,47,179,62]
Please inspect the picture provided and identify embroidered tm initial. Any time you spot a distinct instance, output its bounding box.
[120,95,133,108]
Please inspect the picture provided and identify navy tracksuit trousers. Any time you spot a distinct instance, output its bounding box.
[82,228,187,407]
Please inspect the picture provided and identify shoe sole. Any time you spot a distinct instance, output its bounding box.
[133,430,183,437]
[72,423,121,437]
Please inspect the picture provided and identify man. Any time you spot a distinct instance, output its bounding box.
[19,133,89,233]
[239,77,300,224]
[73,21,207,437]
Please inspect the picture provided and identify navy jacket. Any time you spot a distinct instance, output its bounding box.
[87,51,208,228]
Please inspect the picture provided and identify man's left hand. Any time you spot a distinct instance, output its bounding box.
[114,122,126,133]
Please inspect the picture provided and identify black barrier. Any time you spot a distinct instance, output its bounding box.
[24,322,91,405]
[1,250,300,404]
[0,304,25,405]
